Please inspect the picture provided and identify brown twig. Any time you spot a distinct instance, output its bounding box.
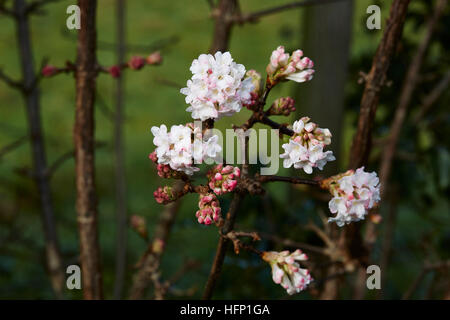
[202,192,243,299]
[129,181,184,299]
[259,232,329,256]
[224,230,261,255]
[257,174,319,186]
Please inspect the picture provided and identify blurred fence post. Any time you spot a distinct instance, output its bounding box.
[294,0,353,174]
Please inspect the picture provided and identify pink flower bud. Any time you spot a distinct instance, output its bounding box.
[108,65,121,78]
[42,65,58,77]
[129,56,145,70]
[146,51,163,65]
[196,193,221,226]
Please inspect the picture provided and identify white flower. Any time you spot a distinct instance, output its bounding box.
[262,250,312,295]
[266,46,315,83]
[151,123,222,175]
[327,167,381,227]
[181,51,254,120]
[280,117,335,174]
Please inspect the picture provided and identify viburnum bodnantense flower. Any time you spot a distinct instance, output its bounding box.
[196,193,221,225]
[280,117,335,174]
[207,164,241,195]
[266,46,315,84]
[180,51,254,121]
[267,97,296,116]
[153,186,176,204]
[323,167,381,227]
[262,250,312,295]
[151,123,221,175]
[149,151,184,179]
[243,69,262,110]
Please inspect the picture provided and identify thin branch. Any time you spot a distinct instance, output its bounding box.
[413,69,450,125]
[25,0,64,15]
[129,181,184,299]
[45,141,106,179]
[259,232,329,256]
[0,135,28,158]
[257,174,319,186]
[232,0,347,24]
[402,260,450,300]
[224,230,261,255]
[0,0,15,17]
[202,192,243,299]
[0,68,24,90]
[379,0,446,198]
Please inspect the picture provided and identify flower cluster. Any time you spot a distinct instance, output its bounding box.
[267,97,296,116]
[151,124,221,175]
[262,250,312,295]
[153,186,176,204]
[196,193,221,225]
[207,164,241,195]
[266,46,315,84]
[148,151,183,179]
[280,117,335,174]
[326,167,381,227]
[180,52,254,121]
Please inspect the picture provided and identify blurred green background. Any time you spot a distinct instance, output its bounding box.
[0,0,448,299]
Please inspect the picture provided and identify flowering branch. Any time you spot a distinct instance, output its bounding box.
[148,46,382,299]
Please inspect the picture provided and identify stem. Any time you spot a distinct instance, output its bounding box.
[202,192,243,299]
[209,0,237,53]
[14,0,64,298]
[74,0,103,300]
[257,175,319,186]
[113,0,127,300]
[129,192,182,299]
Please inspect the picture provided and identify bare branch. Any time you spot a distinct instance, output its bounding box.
[257,174,319,186]
[232,0,348,24]
[413,69,450,125]
[129,181,184,299]
[0,68,24,90]
[25,0,64,15]
[403,260,450,300]
[0,135,28,158]
[259,232,329,256]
